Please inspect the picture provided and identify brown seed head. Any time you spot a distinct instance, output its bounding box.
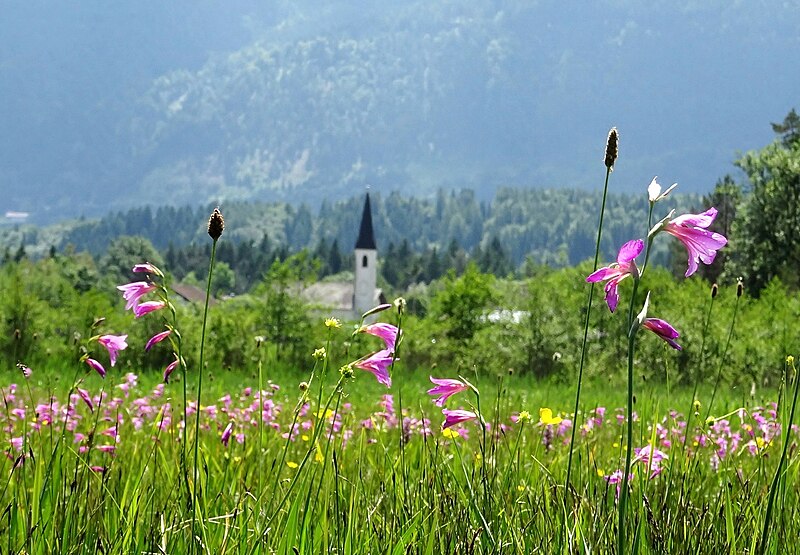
[208,207,225,240]
[604,127,619,170]
[711,283,719,299]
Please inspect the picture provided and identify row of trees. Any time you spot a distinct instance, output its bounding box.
[2,248,796,390]
[683,110,800,296]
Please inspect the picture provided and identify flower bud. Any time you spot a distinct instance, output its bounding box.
[361,303,392,319]
[737,277,744,298]
[207,207,225,240]
[604,127,619,170]
[711,283,718,299]
[299,381,309,391]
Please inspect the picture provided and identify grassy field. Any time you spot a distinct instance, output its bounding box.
[2,343,797,554]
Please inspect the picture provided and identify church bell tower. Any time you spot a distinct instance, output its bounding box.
[354,193,377,316]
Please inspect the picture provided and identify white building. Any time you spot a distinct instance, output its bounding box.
[301,193,385,320]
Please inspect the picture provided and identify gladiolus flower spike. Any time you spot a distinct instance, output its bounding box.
[132,263,163,277]
[134,301,166,319]
[145,330,171,351]
[663,208,727,278]
[359,323,400,351]
[163,357,180,383]
[97,334,128,367]
[354,349,394,388]
[442,409,478,429]
[117,281,157,311]
[427,377,469,407]
[586,239,643,313]
[85,358,106,378]
[642,318,682,351]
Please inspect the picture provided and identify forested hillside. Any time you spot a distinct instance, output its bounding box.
[1,187,701,281]
[2,1,798,222]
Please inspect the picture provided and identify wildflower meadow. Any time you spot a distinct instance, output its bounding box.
[3,130,800,555]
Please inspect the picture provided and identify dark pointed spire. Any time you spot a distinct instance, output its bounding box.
[355,193,377,250]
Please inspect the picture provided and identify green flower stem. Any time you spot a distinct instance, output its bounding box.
[191,236,218,552]
[617,213,653,555]
[618,277,640,555]
[566,165,612,493]
[706,292,741,418]
[758,356,800,554]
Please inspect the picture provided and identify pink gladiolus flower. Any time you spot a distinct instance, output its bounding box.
[145,330,171,351]
[354,349,394,388]
[442,409,478,429]
[663,208,727,277]
[221,422,233,447]
[134,301,166,318]
[85,358,106,378]
[77,388,94,412]
[97,334,128,367]
[427,377,469,407]
[359,323,400,351]
[163,357,179,383]
[132,262,162,276]
[604,469,635,498]
[642,318,682,350]
[585,239,643,313]
[117,281,157,310]
[633,444,669,479]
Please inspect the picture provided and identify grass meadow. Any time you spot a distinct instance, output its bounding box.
[2,351,798,554]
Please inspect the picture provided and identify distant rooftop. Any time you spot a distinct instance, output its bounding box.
[3,211,29,224]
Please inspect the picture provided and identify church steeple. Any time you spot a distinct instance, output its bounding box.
[353,192,377,315]
[355,193,377,250]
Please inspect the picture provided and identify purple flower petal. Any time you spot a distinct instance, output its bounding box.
[145,330,171,351]
[117,281,157,310]
[85,358,106,378]
[642,318,682,350]
[617,239,644,265]
[585,239,642,313]
[133,301,166,318]
[354,349,394,387]
[669,208,718,229]
[427,377,469,407]
[97,334,128,367]
[359,323,400,351]
[442,409,478,429]
[163,357,179,383]
[664,209,728,277]
[132,263,163,276]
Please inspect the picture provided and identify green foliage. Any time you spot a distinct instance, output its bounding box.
[100,235,164,285]
[729,117,800,294]
[253,253,318,366]
[429,263,496,346]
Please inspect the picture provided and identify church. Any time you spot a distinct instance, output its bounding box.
[300,193,386,321]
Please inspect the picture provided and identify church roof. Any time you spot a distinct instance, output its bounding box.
[355,193,377,250]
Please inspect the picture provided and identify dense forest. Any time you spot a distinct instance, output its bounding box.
[1,187,702,292]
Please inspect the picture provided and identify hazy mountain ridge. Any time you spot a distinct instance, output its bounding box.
[2,1,797,223]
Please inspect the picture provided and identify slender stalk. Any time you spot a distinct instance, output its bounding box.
[706,291,741,418]
[566,165,612,492]
[618,278,640,555]
[191,236,218,551]
[617,209,653,555]
[758,356,800,554]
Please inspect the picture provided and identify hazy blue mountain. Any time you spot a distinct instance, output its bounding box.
[2,1,798,224]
